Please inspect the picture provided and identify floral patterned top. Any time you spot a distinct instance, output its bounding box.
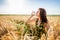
[35,19,46,39]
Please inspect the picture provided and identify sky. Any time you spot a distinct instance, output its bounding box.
[0,0,60,15]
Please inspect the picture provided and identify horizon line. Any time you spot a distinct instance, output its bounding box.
[0,14,60,16]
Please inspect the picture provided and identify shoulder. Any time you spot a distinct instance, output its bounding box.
[44,23,50,29]
[44,22,49,26]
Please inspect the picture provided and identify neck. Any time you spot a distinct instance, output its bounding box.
[38,17,41,20]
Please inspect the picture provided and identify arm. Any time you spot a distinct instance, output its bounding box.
[26,11,37,24]
[26,15,36,23]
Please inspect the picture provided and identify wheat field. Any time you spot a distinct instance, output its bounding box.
[0,15,60,40]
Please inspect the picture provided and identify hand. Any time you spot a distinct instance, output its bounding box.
[31,11,35,16]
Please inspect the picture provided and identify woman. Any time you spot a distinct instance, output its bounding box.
[26,8,50,39]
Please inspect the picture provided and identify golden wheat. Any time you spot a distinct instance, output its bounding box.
[0,15,60,40]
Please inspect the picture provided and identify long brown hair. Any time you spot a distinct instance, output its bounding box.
[36,8,48,24]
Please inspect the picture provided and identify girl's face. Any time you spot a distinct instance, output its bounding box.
[36,9,40,17]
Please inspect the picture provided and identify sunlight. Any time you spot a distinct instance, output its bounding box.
[7,0,26,14]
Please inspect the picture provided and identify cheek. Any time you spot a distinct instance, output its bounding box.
[38,13,40,16]
[36,13,39,17]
